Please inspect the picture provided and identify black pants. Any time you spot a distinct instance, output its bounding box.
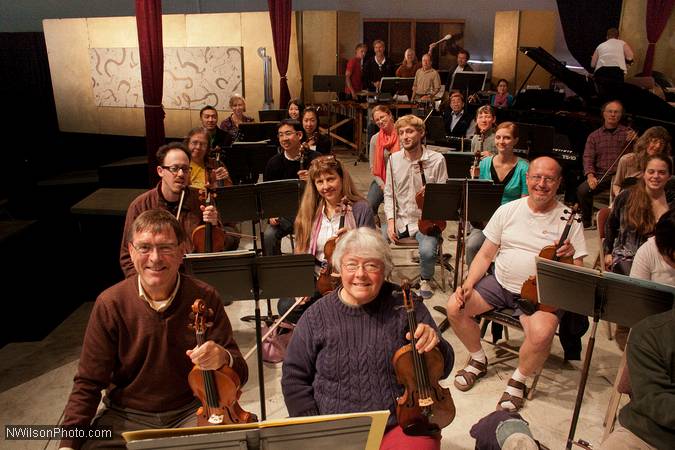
[595,66,625,83]
[576,175,613,227]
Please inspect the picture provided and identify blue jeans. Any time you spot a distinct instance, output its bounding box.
[383,222,439,280]
[263,216,294,256]
[367,179,384,216]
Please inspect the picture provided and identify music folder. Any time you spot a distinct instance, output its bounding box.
[123,410,390,450]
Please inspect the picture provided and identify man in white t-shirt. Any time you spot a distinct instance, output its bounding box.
[446,157,587,412]
[591,27,634,82]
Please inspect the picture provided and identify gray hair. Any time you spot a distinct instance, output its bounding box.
[332,227,393,277]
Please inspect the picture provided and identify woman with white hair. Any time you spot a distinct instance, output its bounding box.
[282,227,454,449]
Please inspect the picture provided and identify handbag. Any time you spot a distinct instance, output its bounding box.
[261,321,295,363]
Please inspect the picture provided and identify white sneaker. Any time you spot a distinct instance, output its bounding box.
[418,280,433,299]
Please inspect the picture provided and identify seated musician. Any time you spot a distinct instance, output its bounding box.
[604,155,673,349]
[59,210,247,450]
[441,91,474,138]
[200,105,231,149]
[185,127,230,190]
[383,114,448,299]
[490,79,514,109]
[465,122,529,267]
[287,98,303,121]
[612,126,671,197]
[282,227,454,450]
[262,119,321,256]
[577,100,637,228]
[446,157,587,412]
[219,94,254,143]
[367,105,401,217]
[471,105,497,157]
[344,43,367,100]
[278,156,375,324]
[630,207,675,286]
[446,49,474,92]
[301,107,332,155]
[120,143,239,278]
[412,53,441,101]
[599,305,675,450]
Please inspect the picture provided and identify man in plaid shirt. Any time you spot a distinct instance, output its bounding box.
[576,100,636,228]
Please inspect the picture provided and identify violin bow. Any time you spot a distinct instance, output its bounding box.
[595,130,638,188]
[243,296,304,360]
[176,187,186,221]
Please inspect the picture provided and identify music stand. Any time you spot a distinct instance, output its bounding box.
[425,115,448,144]
[442,152,475,178]
[514,122,555,157]
[450,71,487,100]
[379,77,415,101]
[258,109,286,122]
[237,122,279,143]
[313,75,346,147]
[224,143,278,185]
[184,251,315,422]
[535,258,674,450]
[123,411,390,450]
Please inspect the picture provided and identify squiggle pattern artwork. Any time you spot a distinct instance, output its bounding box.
[89,47,243,110]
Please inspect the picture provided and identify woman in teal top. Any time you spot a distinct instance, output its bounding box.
[467,122,528,265]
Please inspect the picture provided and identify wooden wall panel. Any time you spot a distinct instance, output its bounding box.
[492,11,519,90]
[302,11,337,105]
[516,11,555,90]
[337,11,361,74]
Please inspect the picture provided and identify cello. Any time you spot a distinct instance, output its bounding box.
[392,280,455,436]
[187,299,257,426]
[519,204,581,313]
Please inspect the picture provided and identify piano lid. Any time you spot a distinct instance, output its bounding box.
[519,46,675,125]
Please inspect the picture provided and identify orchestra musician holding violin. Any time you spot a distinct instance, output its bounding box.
[471,105,497,158]
[120,143,239,278]
[280,156,375,324]
[282,227,454,450]
[446,157,587,413]
[185,127,231,190]
[301,107,332,155]
[59,210,247,450]
[384,114,448,299]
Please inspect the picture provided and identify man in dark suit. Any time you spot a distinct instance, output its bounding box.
[362,39,396,92]
[442,91,474,138]
[446,49,474,91]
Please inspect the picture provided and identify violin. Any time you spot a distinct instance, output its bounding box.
[392,280,455,436]
[187,299,257,426]
[520,205,581,313]
[316,197,350,295]
[191,156,231,253]
[416,160,447,235]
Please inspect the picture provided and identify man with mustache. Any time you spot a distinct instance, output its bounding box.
[119,142,239,278]
[60,209,247,449]
[446,157,587,412]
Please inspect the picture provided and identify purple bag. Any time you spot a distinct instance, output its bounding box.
[261,321,295,363]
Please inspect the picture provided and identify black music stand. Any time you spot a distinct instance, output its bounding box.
[450,71,487,100]
[379,77,415,101]
[236,122,279,143]
[224,143,277,185]
[534,258,674,450]
[258,109,286,122]
[514,122,555,157]
[442,152,474,178]
[183,251,315,422]
[424,179,504,332]
[425,115,448,144]
[124,411,389,450]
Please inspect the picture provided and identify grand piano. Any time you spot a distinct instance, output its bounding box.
[499,46,675,201]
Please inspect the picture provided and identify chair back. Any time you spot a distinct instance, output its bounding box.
[597,207,611,241]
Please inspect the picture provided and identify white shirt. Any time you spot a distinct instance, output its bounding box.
[630,237,675,287]
[483,197,588,293]
[384,147,448,235]
[594,38,629,72]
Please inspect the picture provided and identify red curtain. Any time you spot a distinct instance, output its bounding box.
[643,0,675,75]
[268,0,292,108]
[135,0,165,185]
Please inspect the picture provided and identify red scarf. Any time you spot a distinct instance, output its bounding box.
[373,127,400,182]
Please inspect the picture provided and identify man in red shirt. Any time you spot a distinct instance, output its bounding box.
[344,43,367,99]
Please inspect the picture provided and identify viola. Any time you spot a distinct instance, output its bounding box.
[187,299,257,426]
[520,204,581,313]
[316,197,350,295]
[415,160,447,235]
[191,153,232,253]
[392,280,455,436]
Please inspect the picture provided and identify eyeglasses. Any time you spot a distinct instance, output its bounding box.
[161,165,191,175]
[528,174,559,184]
[342,262,383,273]
[131,242,179,255]
[278,130,299,138]
[189,140,208,148]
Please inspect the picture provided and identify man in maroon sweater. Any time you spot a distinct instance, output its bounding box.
[119,142,239,277]
[60,210,247,449]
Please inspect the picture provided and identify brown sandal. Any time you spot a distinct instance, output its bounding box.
[453,358,488,392]
[496,378,528,412]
